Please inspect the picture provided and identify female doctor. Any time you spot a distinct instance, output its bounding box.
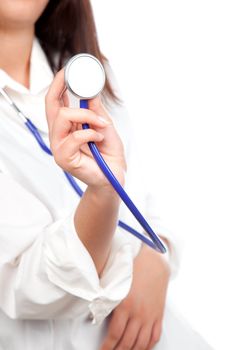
[0,1,213,349]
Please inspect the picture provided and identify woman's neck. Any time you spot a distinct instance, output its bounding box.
[0,27,34,89]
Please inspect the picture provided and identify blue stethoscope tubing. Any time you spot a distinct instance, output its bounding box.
[0,85,166,253]
[26,97,166,253]
[79,99,167,253]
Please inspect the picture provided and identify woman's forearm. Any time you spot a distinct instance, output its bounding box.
[73,184,122,276]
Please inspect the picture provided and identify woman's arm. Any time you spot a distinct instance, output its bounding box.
[46,69,127,276]
[74,184,122,276]
[0,68,134,321]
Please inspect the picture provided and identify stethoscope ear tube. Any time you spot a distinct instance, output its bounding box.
[79,99,167,253]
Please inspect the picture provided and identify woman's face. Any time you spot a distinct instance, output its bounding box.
[0,0,49,29]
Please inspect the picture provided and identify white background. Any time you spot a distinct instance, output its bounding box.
[92,1,233,349]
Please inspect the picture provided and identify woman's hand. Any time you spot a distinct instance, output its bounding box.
[45,69,126,188]
[100,244,171,350]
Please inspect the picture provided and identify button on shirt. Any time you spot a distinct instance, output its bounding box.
[0,37,181,350]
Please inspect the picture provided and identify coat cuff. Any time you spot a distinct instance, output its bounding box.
[43,206,134,324]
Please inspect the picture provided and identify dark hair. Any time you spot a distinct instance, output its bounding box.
[35,0,119,103]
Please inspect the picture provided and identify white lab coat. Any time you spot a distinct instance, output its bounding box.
[0,37,213,349]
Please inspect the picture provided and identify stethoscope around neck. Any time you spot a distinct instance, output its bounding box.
[0,54,167,254]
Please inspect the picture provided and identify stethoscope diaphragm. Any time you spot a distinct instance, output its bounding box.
[64,53,106,99]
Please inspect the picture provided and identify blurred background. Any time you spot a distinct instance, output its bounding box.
[92,1,233,349]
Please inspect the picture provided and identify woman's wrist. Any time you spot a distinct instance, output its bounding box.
[88,170,125,195]
[84,184,121,208]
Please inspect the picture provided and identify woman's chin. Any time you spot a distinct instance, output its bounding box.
[0,0,49,27]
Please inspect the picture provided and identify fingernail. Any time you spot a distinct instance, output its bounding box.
[98,116,110,124]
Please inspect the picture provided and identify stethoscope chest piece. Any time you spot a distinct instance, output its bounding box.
[64,53,106,99]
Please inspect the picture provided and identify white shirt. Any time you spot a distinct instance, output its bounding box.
[0,37,181,349]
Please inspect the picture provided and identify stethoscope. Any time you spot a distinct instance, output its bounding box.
[0,54,166,254]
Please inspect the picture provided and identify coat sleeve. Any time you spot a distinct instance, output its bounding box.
[0,171,134,322]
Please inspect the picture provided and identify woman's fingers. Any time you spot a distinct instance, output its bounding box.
[50,107,109,145]
[114,318,142,350]
[134,323,153,350]
[100,310,129,350]
[51,129,104,167]
[146,320,163,350]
